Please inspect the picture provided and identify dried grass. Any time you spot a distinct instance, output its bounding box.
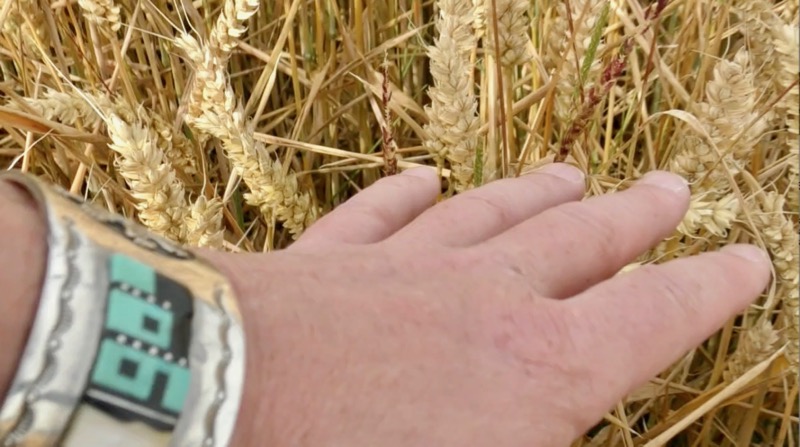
[0,0,797,443]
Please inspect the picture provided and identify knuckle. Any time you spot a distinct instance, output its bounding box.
[550,204,618,257]
[638,265,702,319]
[341,200,396,229]
[456,193,515,224]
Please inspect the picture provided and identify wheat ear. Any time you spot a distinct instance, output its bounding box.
[751,192,799,373]
[77,0,121,32]
[178,33,317,237]
[19,89,197,177]
[106,113,223,247]
[724,317,780,382]
[486,0,533,67]
[423,0,480,191]
[546,0,604,126]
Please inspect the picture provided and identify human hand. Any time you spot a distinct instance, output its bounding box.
[205,164,770,446]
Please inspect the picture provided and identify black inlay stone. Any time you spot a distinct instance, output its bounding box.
[118,358,138,379]
[142,315,159,333]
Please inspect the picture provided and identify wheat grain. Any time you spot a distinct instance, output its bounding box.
[672,49,766,197]
[1,0,45,51]
[751,192,799,374]
[782,287,799,373]
[183,0,256,130]
[770,23,799,210]
[678,191,740,237]
[19,89,110,127]
[209,0,260,58]
[107,112,223,247]
[472,0,487,36]
[673,49,767,240]
[724,318,780,382]
[699,49,769,161]
[486,0,533,67]
[755,193,798,287]
[106,113,187,241]
[149,111,197,177]
[185,195,225,248]
[546,0,604,126]
[77,0,121,32]
[670,135,718,185]
[423,0,480,191]
[735,3,798,209]
[380,60,398,176]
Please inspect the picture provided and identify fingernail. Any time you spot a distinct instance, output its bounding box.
[637,171,688,194]
[534,163,585,184]
[722,244,771,265]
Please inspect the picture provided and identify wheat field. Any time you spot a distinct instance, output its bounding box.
[0,0,798,444]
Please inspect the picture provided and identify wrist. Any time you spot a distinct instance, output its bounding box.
[199,251,297,446]
[0,179,47,400]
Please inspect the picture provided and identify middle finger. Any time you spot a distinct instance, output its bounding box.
[481,171,690,298]
[388,163,586,247]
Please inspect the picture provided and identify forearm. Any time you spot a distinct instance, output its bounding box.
[0,179,47,399]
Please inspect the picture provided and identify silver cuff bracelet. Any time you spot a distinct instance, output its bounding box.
[0,172,246,447]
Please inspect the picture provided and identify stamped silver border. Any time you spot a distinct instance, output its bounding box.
[172,287,246,447]
[0,214,108,446]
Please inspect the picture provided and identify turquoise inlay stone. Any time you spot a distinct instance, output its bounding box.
[110,254,156,294]
[91,339,190,413]
[106,289,173,349]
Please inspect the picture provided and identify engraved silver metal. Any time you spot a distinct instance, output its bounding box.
[0,191,109,447]
[0,172,246,447]
[172,289,246,447]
